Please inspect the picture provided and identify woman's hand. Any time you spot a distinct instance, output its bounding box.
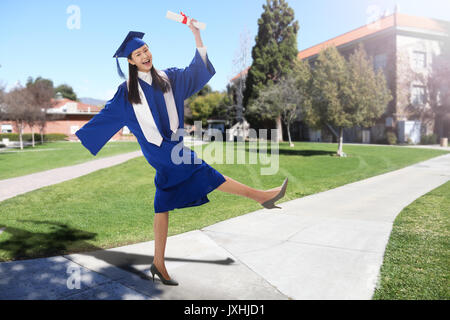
[189,18,204,48]
[188,18,200,35]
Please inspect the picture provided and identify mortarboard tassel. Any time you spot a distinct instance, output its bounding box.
[116,56,127,79]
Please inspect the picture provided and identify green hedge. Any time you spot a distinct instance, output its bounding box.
[375,128,398,145]
[386,131,397,145]
[0,133,68,142]
[420,134,438,145]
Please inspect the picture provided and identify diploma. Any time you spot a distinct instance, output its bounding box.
[166,11,206,30]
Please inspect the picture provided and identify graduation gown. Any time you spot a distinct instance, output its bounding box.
[75,48,226,213]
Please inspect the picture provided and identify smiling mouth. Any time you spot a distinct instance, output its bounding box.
[143,60,151,66]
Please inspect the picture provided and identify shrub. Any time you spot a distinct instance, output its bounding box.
[374,137,388,144]
[39,134,68,141]
[386,131,397,145]
[0,133,16,141]
[0,133,68,142]
[420,134,438,145]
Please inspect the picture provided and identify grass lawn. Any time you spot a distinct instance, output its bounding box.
[0,141,141,180]
[372,180,449,300]
[0,141,448,262]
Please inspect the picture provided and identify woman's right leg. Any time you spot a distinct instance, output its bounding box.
[153,211,172,280]
[216,175,282,205]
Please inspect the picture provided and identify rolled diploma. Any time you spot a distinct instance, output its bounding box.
[166,11,206,30]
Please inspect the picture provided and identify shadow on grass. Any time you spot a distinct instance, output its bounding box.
[246,147,336,157]
[0,220,234,299]
[0,220,98,261]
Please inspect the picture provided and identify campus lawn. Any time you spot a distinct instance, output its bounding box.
[0,141,141,180]
[372,180,450,300]
[0,141,448,261]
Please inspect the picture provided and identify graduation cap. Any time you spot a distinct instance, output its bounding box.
[113,31,147,79]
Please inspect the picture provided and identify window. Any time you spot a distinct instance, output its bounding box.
[411,85,426,105]
[385,117,394,127]
[374,54,387,70]
[412,51,427,69]
[70,125,79,134]
[1,124,12,133]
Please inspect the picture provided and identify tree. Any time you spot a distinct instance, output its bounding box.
[427,35,450,140]
[185,84,214,124]
[0,82,5,114]
[195,84,213,97]
[249,59,310,146]
[54,84,77,101]
[396,46,435,141]
[189,92,231,127]
[303,45,350,156]
[212,92,234,123]
[396,33,450,141]
[302,44,392,157]
[26,77,55,146]
[346,43,392,147]
[243,0,299,140]
[231,27,252,124]
[3,85,35,150]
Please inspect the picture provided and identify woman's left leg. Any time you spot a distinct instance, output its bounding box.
[153,211,172,280]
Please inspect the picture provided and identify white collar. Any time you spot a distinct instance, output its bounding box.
[138,70,152,85]
[130,69,178,147]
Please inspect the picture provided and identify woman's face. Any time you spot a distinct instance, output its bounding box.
[128,44,153,72]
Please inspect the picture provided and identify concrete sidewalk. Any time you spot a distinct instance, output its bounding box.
[0,151,144,202]
[343,142,450,152]
[0,153,449,300]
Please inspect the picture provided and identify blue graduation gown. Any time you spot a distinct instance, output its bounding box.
[75,49,226,213]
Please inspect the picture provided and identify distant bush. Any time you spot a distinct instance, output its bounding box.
[420,134,438,145]
[374,137,388,144]
[0,133,68,142]
[386,130,397,145]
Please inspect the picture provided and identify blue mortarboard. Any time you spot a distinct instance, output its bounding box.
[113,31,146,79]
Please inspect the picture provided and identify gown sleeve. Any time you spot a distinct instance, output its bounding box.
[75,84,126,156]
[164,48,216,102]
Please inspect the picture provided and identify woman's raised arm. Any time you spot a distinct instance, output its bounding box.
[189,18,204,48]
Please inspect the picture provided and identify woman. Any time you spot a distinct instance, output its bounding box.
[76,20,288,286]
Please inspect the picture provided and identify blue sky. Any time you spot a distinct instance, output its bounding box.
[0,0,449,101]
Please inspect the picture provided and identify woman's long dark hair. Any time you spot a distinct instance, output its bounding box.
[127,52,171,105]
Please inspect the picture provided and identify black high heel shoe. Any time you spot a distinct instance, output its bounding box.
[150,263,179,286]
[261,177,288,209]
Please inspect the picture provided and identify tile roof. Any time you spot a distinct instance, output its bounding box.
[230,67,251,82]
[297,12,449,60]
[50,98,102,112]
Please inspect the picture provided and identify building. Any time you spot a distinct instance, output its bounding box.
[1,93,133,142]
[1,92,196,143]
[232,11,450,144]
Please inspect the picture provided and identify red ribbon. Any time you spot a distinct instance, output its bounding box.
[180,11,188,24]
